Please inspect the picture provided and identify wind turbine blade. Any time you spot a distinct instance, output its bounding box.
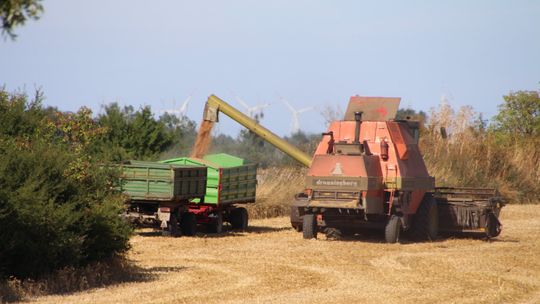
[280,97,296,112]
[297,107,314,113]
[232,92,250,111]
[179,95,191,113]
[251,103,270,112]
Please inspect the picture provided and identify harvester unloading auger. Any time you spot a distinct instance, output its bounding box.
[203,95,505,242]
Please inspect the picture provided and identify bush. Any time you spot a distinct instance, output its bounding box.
[0,89,131,279]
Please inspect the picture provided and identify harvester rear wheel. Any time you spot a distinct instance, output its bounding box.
[180,212,197,236]
[385,215,402,243]
[410,194,438,241]
[302,214,317,239]
[230,207,248,231]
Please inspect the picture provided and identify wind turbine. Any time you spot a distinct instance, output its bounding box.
[233,93,270,119]
[280,97,313,134]
[161,95,192,117]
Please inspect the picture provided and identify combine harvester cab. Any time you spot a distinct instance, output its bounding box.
[161,153,257,233]
[119,161,207,236]
[201,94,505,243]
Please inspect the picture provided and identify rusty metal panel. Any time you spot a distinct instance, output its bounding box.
[387,121,410,160]
[344,96,401,121]
[434,187,505,237]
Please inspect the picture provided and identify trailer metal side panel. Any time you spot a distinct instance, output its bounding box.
[219,164,257,204]
[161,153,257,205]
[119,161,207,202]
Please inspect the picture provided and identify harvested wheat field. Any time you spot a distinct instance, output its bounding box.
[30,204,539,304]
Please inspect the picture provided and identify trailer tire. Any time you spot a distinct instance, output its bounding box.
[210,212,223,234]
[167,212,180,237]
[486,211,502,238]
[410,194,439,241]
[180,212,197,236]
[230,207,248,231]
[303,214,317,239]
[385,215,402,243]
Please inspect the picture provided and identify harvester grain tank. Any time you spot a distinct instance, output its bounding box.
[201,95,505,242]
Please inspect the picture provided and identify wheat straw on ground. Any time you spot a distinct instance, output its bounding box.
[14,204,540,304]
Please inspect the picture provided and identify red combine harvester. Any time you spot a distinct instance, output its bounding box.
[202,95,505,243]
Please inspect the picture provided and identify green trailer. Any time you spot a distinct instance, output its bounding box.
[161,153,258,233]
[119,160,207,236]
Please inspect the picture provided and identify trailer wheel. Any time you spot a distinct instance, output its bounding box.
[302,214,317,239]
[180,212,197,236]
[230,207,248,230]
[385,215,402,243]
[292,223,302,232]
[210,212,223,234]
[167,212,180,237]
[410,194,439,241]
[486,212,502,238]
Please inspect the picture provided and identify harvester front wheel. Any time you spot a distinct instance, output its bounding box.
[302,214,317,239]
[410,194,438,241]
[180,212,197,236]
[385,215,402,243]
[230,207,249,231]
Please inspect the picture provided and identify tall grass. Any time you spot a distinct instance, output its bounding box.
[422,103,540,203]
[247,167,307,219]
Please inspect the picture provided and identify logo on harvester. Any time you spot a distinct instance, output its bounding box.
[314,179,358,187]
[331,162,343,175]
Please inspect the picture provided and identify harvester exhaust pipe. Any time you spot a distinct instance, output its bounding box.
[354,111,363,143]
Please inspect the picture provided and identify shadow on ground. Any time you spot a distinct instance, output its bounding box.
[0,259,186,303]
[135,224,293,239]
[319,227,509,244]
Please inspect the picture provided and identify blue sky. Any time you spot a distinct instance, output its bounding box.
[1,0,539,136]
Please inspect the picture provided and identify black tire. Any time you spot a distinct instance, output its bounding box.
[180,212,197,236]
[302,214,317,239]
[210,212,223,234]
[486,212,502,238]
[385,215,402,243]
[168,212,180,237]
[292,223,303,232]
[410,194,439,241]
[230,207,249,230]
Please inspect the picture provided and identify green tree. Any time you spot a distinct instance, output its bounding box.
[493,90,540,137]
[96,103,176,161]
[0,0,43,40]
[396,107,427,123]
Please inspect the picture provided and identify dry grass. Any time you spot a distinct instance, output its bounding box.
[247,167,306,219]
[13,204,540,304]
[0,258,148,303]
[424,103,540,203]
